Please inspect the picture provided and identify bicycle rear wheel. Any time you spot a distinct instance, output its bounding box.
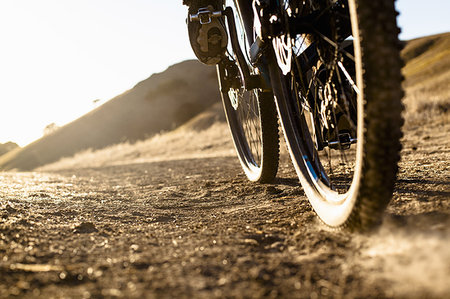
[217,0,279,182]
[268,0,404,229]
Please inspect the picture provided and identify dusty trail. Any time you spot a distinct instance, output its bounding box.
[1,122,449,298]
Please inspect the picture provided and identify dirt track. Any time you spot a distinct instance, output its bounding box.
[1,121,449,298]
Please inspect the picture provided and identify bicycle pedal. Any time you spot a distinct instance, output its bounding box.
[189,7,223,24]
[326,132,356,150]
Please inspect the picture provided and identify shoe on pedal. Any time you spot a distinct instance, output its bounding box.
[187,1,227,65]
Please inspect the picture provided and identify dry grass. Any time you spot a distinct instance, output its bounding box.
[401,33,450,126]
[37,112,234,171]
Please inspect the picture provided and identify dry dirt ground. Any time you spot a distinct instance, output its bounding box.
[1,120,449,298]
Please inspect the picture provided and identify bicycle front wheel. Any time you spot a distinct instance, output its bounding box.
[268,0,404,229]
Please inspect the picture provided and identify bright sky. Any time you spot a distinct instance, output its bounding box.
[0,0,449,146]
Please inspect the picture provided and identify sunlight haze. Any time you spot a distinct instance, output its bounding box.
[0,1,194,146]
[0,0,448,146]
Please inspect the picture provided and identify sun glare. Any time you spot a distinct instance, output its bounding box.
[0,1,193,147]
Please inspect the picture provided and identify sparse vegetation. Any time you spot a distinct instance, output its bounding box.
[402,32,450,126]
[43,123,60,136]
[37,103,231,171]
[38,122,233,171]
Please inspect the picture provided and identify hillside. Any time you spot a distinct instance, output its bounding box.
[36,103,232,171]
[0,60,220,171]
[401,32,450,125]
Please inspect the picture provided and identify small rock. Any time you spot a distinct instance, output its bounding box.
[153,215,174,223]
[269,241,285,251]
[130,244,140,251]
[74,222,98,233]
[16,280,30,290]
[243,238,259,246]
[5,204,17,214]
[265,186,282,195]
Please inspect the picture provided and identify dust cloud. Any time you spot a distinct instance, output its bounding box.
[360,222,450,297]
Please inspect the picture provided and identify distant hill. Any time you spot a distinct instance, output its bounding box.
[0,60,220,171]
[0,142,19,156]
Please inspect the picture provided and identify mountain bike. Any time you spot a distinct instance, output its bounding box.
[190,0,404,230]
